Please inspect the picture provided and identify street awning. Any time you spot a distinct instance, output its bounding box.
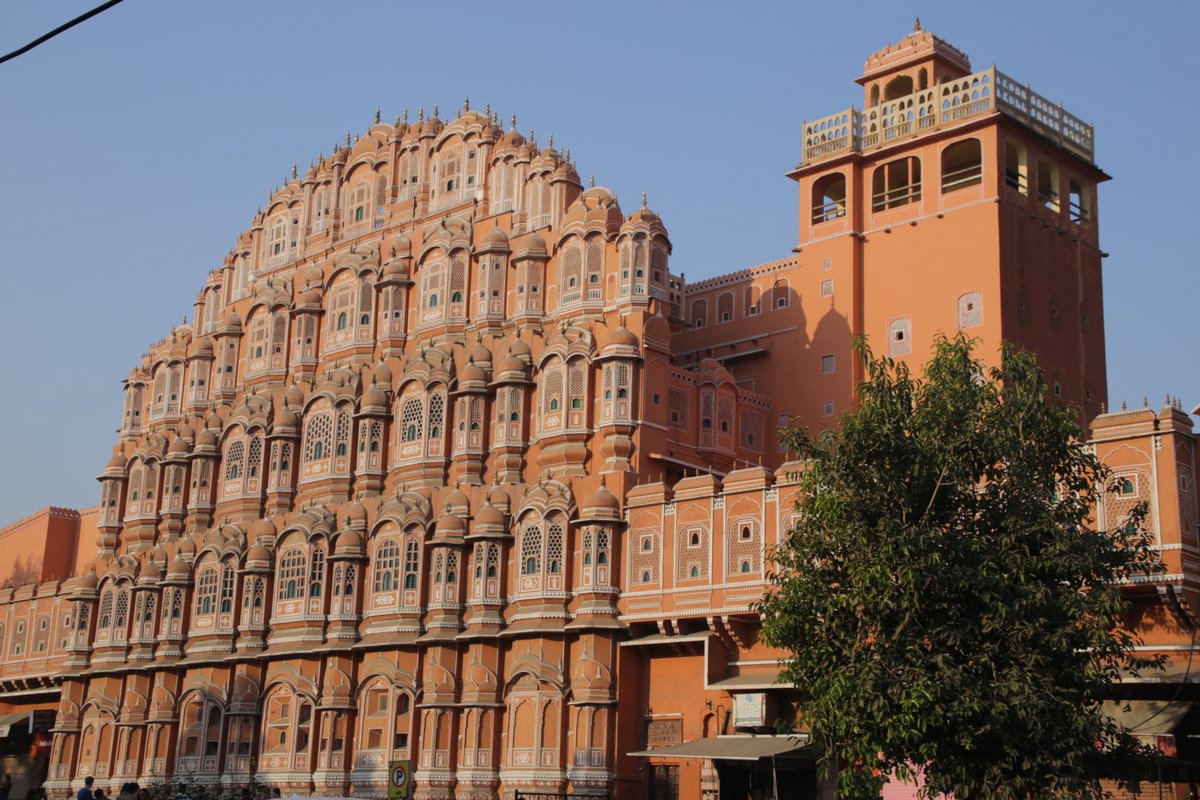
[628,734,811,761]
[0,712,28,737]
[1102,700,1193,735]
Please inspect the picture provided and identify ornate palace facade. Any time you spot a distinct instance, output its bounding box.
[0,25,1197,800]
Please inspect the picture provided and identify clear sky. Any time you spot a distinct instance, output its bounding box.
[0,0,1196,520]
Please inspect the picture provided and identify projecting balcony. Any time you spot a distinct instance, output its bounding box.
[801,67,1095,166]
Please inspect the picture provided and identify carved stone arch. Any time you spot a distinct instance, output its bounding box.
[230,673,260,708]
[321,664,354,704]
[518,478,576,519]
[120,686,149,718]
[263,664,319,703]
[180,676,228,706]
[421,660,460,696]
[463,657,499,695]
[504,661,565,695]
[727,496,762,520]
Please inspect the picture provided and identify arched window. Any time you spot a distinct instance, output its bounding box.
[941,139,982,192]
[957,292,983,329]
[872,157,922,211]
[717,292,733,323]
[374,539,400,593]
[308,545,326,598]
[888,318,912,356]
[402,537,420,592]
[278,548,306,602]
[691,299,707,328]
[196,567,219,616]
[1005,139,1028,194]
[1037,158,1060,211]
[812,173,847,223]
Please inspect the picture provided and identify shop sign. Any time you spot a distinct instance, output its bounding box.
[733,693,767,727]
[645,718,683,749]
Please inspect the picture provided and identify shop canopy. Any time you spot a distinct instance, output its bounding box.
[1101,700,1193,736]
[628,735,811,761]
[0,712,28,737]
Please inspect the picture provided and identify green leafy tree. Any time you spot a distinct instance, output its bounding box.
[759,335,1162,800]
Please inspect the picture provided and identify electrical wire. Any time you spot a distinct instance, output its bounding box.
[0,0,127,66]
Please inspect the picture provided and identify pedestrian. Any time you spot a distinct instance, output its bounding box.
[0,771,13,800]
[94,788,108,800]
[78,777,95,800]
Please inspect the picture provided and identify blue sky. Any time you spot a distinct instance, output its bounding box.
[0,0,1196,519]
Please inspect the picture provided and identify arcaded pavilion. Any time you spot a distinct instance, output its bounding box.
[0,24,1197,800]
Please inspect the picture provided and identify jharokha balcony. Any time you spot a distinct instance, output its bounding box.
[801,65,1095,166]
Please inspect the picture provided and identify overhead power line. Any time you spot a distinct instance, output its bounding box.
[0,0,128,66]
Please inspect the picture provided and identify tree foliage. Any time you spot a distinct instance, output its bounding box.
[758,336,1162,800]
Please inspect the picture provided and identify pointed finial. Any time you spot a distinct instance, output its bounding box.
[548,133,554,149]
[484,101,490,117]
[291,163,297,180]
[914,16,921,31]
[404,108,409,123]
[641,191,648,208]
[318,151,323,162]
[1143,396,1149,408]
[563,148,570,162]
[346,131,352,146]
[354,132,360,144]
[433,103,439,118]
[589,174,595,188]
[510,113,517,131]
[394,114,402,127]
[374,106,381,124]
[464,96,470,113]
[529,128,535,145]
[419,106,425,121]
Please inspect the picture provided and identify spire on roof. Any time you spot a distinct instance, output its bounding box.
[374,106,381,124]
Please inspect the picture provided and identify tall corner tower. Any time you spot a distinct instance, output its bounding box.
[788,21,1108,422]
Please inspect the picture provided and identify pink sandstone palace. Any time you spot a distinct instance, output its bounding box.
[0,24,1196,800]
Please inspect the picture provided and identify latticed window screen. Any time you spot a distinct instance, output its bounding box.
[741,411,763,452]
[677,528,708,581]
[450,253,467,300]
[727,521,762,576]
[196,568,219,614]
[374,541,400,592]
[225,441,245,480]
[888,319,912,356]
[668,390,688,427]
[717,293,733,322]
[586,238,603,285]
[428,392,446,438]
[271,314,287,351]
[401,397,423,441]
[633,534,662,585]
[247,437,262,477]
[546,519,565,573]
[219,565,235,612]
[335,410,352,456]
[113,589,129,630]
[403,539,421,590]
[308,548,326,596]
[278,549,306,600]
[520,524,542,575]
[562,247,582,291]
[1104,472,1155,535]
[358,279,374,317]
[718,399,733,433]
[567,360,586,410]
[544,369,563,413]
[820,354,837,374]
[958,292,983,328]
[304,414,332,461]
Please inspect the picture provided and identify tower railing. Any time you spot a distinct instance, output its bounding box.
[801,66,1094,165]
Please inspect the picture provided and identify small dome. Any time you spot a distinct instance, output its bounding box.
[139,560,162,583]
[362,381,388,408]
[391,232,412,255]
[470,343,492,365]
[167,556,190,580]
[79,572,99,590]
[275,405,298,430]
[510,338,532,358]
[205,411,223,430]
[245,545,272,569]
[191,338,214,358]
[302,265,324,287]
[499,128,526,150]
[435,513,466,536]
[345,501,369,524]
[196,428,217,448]
[487,484,511,508]
[460,361,486,384]
[334,529,364,555]
[445,488,470,510]
[106,452,128,471]
[299,287,322,306]
[285,383,305,408]
[249,518,276,540]
[516,233,547,259]
[476,501,505,526]
[485,225,509,247]
[168,435,191,455]
[497,354,526,376]
[374,362,394,385]
[608,325,639,348]
[151,545,169,565]
[583,482,620,512]
[221,311,243,331]
[178,535,197,558]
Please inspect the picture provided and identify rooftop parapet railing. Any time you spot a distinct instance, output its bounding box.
[801,67,1094,165]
